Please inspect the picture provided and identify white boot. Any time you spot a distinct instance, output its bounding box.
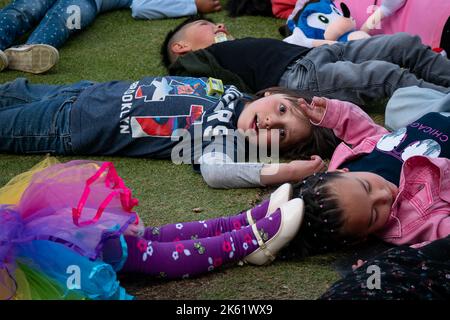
[4,44,59,74]
[0,49,8,72]
[244,198,305,266]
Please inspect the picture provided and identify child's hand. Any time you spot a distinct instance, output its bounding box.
[289,155,326,180]
[298,97,328,124]
[195,0,222,13]
[124,214,145,237]
[352,259,367,271]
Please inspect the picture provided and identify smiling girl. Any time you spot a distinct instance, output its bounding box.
[0,77,338,188]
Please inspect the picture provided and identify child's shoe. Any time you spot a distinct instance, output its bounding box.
[246,183,293,225]
[244,198,304,266]
[0,49,7,72]
[4,44,59,74]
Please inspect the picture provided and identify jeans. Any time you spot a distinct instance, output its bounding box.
[0,0,132,50]
[279,33,450,106]
[0,77,94,154]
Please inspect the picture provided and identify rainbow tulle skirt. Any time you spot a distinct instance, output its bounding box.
[0,158,139,300]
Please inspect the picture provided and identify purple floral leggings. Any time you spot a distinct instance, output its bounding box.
[121,200,281,279]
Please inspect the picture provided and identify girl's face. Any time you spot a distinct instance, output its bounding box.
[330,172,399,237]
[237,93,312,150]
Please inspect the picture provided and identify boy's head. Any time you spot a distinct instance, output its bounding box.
[161,15,232,69]
[289,171,398,255]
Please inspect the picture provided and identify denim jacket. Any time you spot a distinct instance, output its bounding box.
[314,98,450,247]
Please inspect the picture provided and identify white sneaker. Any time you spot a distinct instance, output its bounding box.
[244,198,305,266]
[0,49,8,72]
[245,183,293,225]
[4,44,59,74]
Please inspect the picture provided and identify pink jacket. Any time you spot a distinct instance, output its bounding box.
[315,98,450,247]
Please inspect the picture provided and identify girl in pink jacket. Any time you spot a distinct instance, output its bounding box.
[290,96,450,254]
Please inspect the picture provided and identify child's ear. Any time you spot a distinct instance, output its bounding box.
[171,41,192,56]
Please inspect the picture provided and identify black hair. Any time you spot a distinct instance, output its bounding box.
[254,87,341,160]
[160,15,214,70]
[281,172,362,258]
[226,0,273,17]
[441,16,450,54]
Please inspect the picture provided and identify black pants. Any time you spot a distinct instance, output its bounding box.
[320,236,450,300]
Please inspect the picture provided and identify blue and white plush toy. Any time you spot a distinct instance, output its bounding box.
[283,0,370,47]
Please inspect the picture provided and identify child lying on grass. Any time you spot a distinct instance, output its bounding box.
[0,77,337,188]
[0,159,301,299]
[163,15,450,106]
[287,95,450,256]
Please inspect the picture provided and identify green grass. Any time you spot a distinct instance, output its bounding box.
[0,0,352,299]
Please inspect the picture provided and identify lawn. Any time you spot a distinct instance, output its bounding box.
[0,0,386,299]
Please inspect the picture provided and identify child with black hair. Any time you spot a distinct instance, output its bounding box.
[0,77,338,189]
[286,94,450,255]
[162,15,450,107]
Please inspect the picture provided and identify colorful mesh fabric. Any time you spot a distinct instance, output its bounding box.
[0,158,138,300]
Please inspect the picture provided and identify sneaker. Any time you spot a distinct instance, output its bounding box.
[244,198,305,266]
[4,44,59,74]
[0,49,8,72]
[246,183,293,225]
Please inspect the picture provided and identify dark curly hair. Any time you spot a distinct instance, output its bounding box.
[281,172,362,258]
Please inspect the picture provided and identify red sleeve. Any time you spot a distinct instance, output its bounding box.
[271,0,298,19]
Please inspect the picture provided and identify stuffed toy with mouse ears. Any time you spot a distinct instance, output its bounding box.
[281,0,371,48]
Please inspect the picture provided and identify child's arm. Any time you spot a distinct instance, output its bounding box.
[284,27,337,48]
[360,0,406,33]
[130,0,197,20]
[124,213,145,237]
[298,97,389,147]
[260,156,326,186]
[199,152,325,188]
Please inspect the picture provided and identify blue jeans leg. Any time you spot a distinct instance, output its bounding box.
[0,77,94,155]
[0,0,57,50]
[26,0,98,49]
[0,77,93,107]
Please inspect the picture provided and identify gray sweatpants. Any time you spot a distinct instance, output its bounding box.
[279,33,450,106]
